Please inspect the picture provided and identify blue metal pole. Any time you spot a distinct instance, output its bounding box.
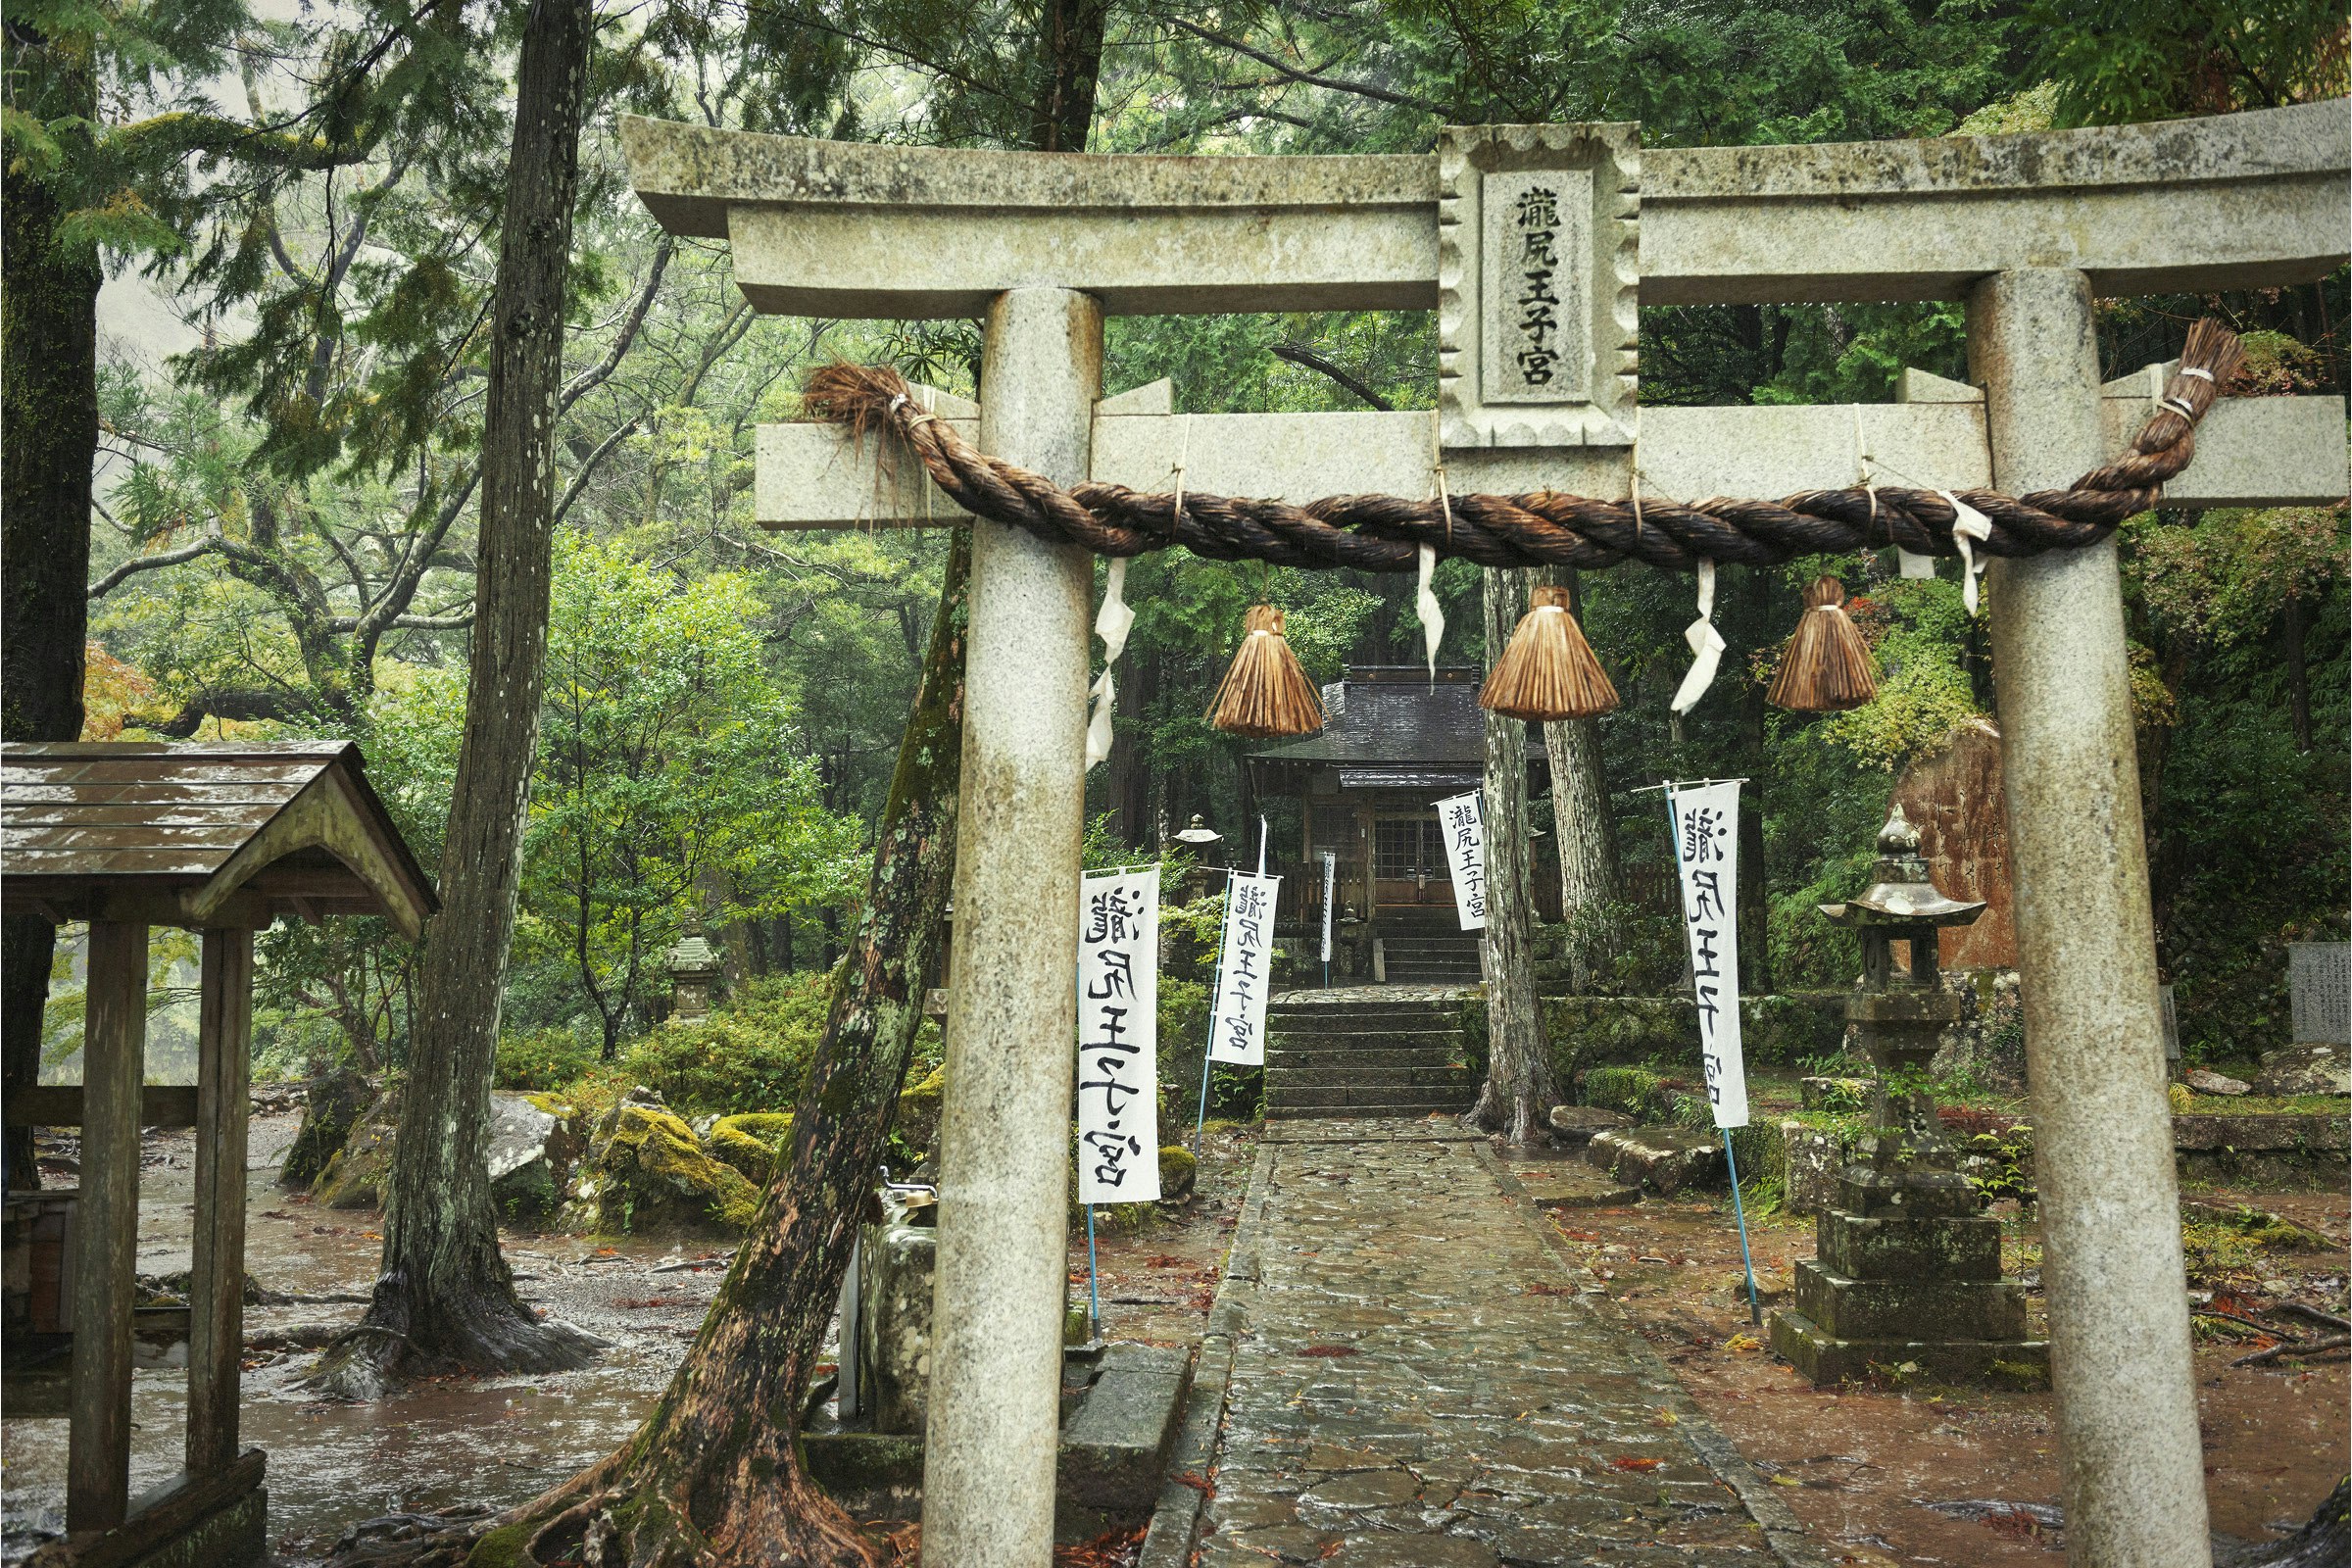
[1723,1129,1762,1328]
[1196,925,1226,1152]
[1084,1202,1102,1339]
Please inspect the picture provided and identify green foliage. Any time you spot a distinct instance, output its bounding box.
[1579,1065,1670,1122]
[1814,579,1984,771]
[496,1028,598,1093]
[615,973,832,1117]
[2029,0,2347,128]
[521,535,858,1051]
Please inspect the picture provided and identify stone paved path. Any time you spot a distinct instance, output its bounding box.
[1183,1127,1817,1567]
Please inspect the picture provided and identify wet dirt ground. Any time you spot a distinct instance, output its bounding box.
[0,1114,1260,1565]
[1509,1145,2351,1566]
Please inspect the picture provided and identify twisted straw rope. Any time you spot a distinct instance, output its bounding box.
[803,322,2242,575]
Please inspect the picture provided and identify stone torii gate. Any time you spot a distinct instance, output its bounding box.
[620,102,2348,1568]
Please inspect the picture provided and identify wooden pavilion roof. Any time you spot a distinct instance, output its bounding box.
[0,741,437,937]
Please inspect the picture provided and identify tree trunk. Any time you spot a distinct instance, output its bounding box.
[1,23,101,1191]
[307,0,601,1399]
[2283,587,2312,753]
[1467,568,1561,1145]
[1539,580,1623,994]
[1030,0,1109,151]
[379,533,970,1568]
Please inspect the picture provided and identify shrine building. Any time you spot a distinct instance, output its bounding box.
[1248,665,1552,984]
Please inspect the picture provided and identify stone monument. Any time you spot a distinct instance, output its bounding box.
[1770,805,2048,1385]
[664,915,722,1021]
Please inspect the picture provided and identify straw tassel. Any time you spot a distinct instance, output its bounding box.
[1478,585,1619,721]
[1766,576,1877,712]
[1207,605,1325,738]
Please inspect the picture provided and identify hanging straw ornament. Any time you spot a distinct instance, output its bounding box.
[1478,584,1619,721]
[1766,576,1877,712]
[1207,605,1325,738]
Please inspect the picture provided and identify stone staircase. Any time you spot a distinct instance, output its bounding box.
[1378,932,1483,986]
[1264,996,1478,1118]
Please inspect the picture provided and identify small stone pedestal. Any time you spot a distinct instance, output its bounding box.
[1769,807,2049,1386]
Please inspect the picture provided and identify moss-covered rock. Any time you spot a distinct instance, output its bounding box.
[1543,992,1846,1084]
[707,1111,794,1185]
[281,1067,374,1191]
[588,1103,761,1237]
[1157,1146,1198,1202]
[312,1084,402,1209]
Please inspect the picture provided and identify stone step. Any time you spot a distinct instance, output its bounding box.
[1266,1050,1464,1073]
[1267,1087,1474,1117]
[1266,1002,1464,1023]
[1266,1029,1463,1052]
[1266,1065,1473,1091]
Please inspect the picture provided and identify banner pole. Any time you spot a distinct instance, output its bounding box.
[1722,1130,1762,1328]
[1195,939,1224,1152]
[1084,1203,1102,1339]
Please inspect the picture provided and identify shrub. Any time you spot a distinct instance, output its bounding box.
[496,1027,597,1092]
[1580,1065,1669,1121]
[618,972,830,1116]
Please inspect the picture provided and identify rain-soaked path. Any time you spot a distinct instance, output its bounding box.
[1191,1122,1822,1567]
[0,1114,729,1565]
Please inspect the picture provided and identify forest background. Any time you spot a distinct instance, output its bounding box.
[12,0,2349,1106]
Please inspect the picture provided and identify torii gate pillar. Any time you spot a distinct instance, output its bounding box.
[924,287,1101,1568]
[1976,269,2209,1566]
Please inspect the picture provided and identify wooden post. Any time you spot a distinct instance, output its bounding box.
[70,920,146,1533]
[187,928,253,1474]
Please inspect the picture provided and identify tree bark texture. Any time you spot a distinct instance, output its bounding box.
[1468,568,1562,1145]
[309,0,601,1398]
[409,534,970,1568]
[1,23,102,1191]
[1536,569,1623,994]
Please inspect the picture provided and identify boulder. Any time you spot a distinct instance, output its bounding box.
[2184,1067,2251,1097]
[708,1112,795,1185]
[1157,1146,1198,1203]
[1546,1103,1634,1149]
[584,1102,760,1237]
[280,1068,374,1189]
[2252,1042,2350,1098]
[488,1092,586,1226]
[312,1083,402,1209]
[1585,1126,1726,1196]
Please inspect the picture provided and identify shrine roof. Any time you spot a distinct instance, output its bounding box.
[1,741,437,937]
[1252,667,1488,771]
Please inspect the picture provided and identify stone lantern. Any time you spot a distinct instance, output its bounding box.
[1769,805,2048,1385]
[666,914,723,1021]
[1173,814,1224,902]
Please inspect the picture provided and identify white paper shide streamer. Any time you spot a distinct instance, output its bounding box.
[1076,866,1160,1203]
[1084,557,1135,770]
[1208,871,1280,1065]
[1937,490,1993,613]
[1667,782,1748,1129]
[1672,560,1729,713]
[1415,543,1445,679]
[1435,790,1487,931]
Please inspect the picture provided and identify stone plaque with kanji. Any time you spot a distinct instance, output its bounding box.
[2289,941,2350,1045]
[1439,122,1638,450]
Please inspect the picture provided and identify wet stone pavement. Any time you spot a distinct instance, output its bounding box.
[1191,1128,1817,1567]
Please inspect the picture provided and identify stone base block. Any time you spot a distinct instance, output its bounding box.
[1585,1126,1725,1195]
[1836,1163,1982,1219]
[1769,1307,2049,1388]
[1792,1258,2029,1343]
[1780,1121,1854,1217]
[1818,1208,2003,1280]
